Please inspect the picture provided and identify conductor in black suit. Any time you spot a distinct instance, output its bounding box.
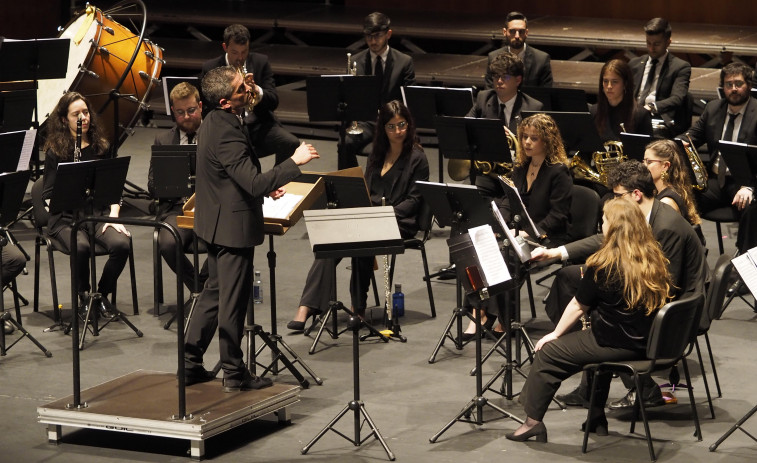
[184,66,319,391]
[683,62,757,255]
[150,82,208,294]
[338,12,416,170]
[201,24,300,165]
[628,18,692,137]
[485,11,552,90]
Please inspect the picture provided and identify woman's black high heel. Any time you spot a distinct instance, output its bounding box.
[581,417,609,436]
[462,313,496,342]
[286,308,321,332]
[505,422,548,443]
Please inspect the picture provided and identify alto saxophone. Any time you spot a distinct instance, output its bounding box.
[684,133,709,191]
[346,53,363,135]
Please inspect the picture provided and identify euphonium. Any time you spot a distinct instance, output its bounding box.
[593,140,626,185]
[346,52,363,135]
[447,127,520,181]
[684,133,708,191]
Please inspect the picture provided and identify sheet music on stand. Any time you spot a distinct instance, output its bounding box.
[263,194,305,219]
[732,247,757,298]
[0,129,36,172]
[491,201,532,263]
[497,176,543,239]
[467,224,511,286]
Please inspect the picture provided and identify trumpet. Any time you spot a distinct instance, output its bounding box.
[684,133,708,191]
[346,53,363,135]
[237,65,260,112]
[447,126,519,181]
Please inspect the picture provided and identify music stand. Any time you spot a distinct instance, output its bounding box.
[521,111,605,154]
[0,89,36,133]
[429,226,522,443]
[521,86,588,112]
[620,132,652,162]
[48,157,142,348]
[0,170,52,357]
[435,116,514,182]
[402,86,474,182]
[718,141,757,189]
[301,205,403,461]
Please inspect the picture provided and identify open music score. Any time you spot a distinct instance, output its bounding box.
[732,247,757,298]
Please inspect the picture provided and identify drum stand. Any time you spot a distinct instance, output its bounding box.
[301,313,395,460]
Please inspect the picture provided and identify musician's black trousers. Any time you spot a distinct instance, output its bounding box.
[299,256,373,313]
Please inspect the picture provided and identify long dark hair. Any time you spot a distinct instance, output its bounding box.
[42,92,109,161]
[367,100,420,172]
[595,59,638,136]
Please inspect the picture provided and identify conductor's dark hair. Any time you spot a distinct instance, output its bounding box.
[202,66,237,108]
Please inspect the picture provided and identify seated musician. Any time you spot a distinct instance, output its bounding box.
[150,82,208,294]
[287,100,429,331]
[591,59,653,141]
[464,113,572,339]
[506,198,674,442]
[41,92,131,318]
[1,246,26,334]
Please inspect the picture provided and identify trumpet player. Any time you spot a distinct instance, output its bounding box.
[337,12,416,170]
[681,62,757,257]
[201,24,300,165]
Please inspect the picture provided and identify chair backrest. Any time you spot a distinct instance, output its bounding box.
[701,254,735,331]
[30,178,49,230]
[646,292,705,362]
[416,199,434,236]
[567,184,601,241]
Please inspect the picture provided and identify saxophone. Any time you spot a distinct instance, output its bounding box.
[684,133,709,191]
[346,53,363,135]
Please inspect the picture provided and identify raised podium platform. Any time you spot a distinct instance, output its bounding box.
[37,370,301,460]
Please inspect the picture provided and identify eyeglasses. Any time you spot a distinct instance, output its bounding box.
[643,159,664,166]
[174,107,199,117]
[613,190,633,199]
[724,80,746,89]
[507,28,526,36]
[492,74,513,82]
[365,31,387,42]
[385,120,408,131]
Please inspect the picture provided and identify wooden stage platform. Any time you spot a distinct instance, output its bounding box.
[37,370,301,460]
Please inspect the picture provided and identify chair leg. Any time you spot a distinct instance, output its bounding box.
[33,238,41,313]
[632,374,656,461]
[704,333,722,397]
[582,368,599,454]
[682,358,703,440]
[47,247,60,324]
[695,338,715,419]
[153,228,163,316]
[128,238,138,315]
[715,222,724,255]
[420,245,436,317]
[11,279,21,325]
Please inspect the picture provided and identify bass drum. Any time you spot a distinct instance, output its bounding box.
[37,3,162,147]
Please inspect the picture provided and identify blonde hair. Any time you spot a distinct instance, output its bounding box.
[515,113,569,167]
[586,198,673,315]
[645,139,702,225]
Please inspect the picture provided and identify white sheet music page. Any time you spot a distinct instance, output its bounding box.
[263,193,303,219]
[19,129,36,171]
[732,246,757,297]
[491,201,531,263]
[468,224,511,286]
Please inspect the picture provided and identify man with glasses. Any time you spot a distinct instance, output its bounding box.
[530,161,705,409]
[151,82,208,298]
[201,24,300,165]
[485,11,552,89]
[338,11,415,170]
[467,51,542,134]
[683,62,757,257]
[629,18,692,137]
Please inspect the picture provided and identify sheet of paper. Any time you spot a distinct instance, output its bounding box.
[733,247,757,298]
[498,177,542,238]
[263,193,303,219]
[468,224,511,286]
[491,200,531,263]
[19,129,36,171]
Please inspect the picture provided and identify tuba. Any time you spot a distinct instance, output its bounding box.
[447,127,520,181]
[684,133,708,191]
[346,53,363,135]
[570,140,626,186]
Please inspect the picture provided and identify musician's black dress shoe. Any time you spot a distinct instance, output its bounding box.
[608,389,665,410]
[555,386,589,408]
[505,422,548,442]
[223,370,273,392]
[581,417,609,436]
[3,319,14,335]
[184,366,217,386]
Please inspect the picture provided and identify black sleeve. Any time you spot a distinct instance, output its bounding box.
[575,266,599,310]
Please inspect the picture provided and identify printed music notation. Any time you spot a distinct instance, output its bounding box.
[468,224,511,286]
[732,247,757,298]
[263,193,304,219]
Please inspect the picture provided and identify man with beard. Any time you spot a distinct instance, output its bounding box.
[485,11,552,89]
[151,82,208,295]
[683,62,757,256]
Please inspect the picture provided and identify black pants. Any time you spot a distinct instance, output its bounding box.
[521,329,642,421]
[1,245,26,284]
[157,211,208,292]
[336,121,376,170]
[696,177,757,253]
[184,241,254,381]
[299,256,373,313]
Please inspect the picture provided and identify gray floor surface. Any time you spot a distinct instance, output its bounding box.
[2,125,757,463]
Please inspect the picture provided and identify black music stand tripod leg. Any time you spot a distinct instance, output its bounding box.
[710,403,757,451]
[428,277,472,363]
[301,315,395,461]
[250,324,310,388]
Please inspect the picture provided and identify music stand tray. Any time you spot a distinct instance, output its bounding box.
[306,75,380,123]
[402,86,474,129]
[620,132,652,162]
[521,86,588,112]
[718,141,757,189]
[434,115,514,166]
[521,111,605,154]
[150,144,196,200]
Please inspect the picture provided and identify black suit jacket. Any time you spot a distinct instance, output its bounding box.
[629,53,691,133]
[485,45,553,89]
[565,199,705,298]
[352,47,415,105]
[201,52,279,127]
[510,161,572,240]
[465,90,544,133]
[194,108,301,248]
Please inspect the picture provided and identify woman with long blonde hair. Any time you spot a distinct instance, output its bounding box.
[506,198,672,443]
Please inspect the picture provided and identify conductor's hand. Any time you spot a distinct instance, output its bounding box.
[102,223,130,236]
[530,246,560,262]
[291,142,319,166]
[269,187,286,200]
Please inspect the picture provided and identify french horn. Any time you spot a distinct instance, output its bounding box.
[447,126,520,181]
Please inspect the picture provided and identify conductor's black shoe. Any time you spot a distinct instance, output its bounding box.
[608,389,665,410]
[555,386,589,408]
[223,371,273,392]
[183,366,217,386]
[3,319,14,335]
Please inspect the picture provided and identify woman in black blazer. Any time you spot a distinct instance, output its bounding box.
[590,59,653,141]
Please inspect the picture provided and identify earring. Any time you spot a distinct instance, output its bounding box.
[660,170,669,182]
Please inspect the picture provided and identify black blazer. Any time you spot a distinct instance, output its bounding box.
[485,45,553,89]
[629,52,691,133]
[352,47,416,105]
[201,52,279,126]
[193,108,301,248]
[589,103,653,141]
[465,90,544,133]
[564,199,706,298]
[510,161,572,241]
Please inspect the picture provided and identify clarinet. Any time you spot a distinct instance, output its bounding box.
[74,114,82,162]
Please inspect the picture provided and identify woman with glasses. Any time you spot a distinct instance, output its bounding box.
[506,198,673,443]
[42,91,131,317]
[287,100,429,331]
[591,59,653,141]
[643,139,702,226]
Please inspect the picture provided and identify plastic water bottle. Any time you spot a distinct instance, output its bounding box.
[392,284,404,317]
[253,270,263,304]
